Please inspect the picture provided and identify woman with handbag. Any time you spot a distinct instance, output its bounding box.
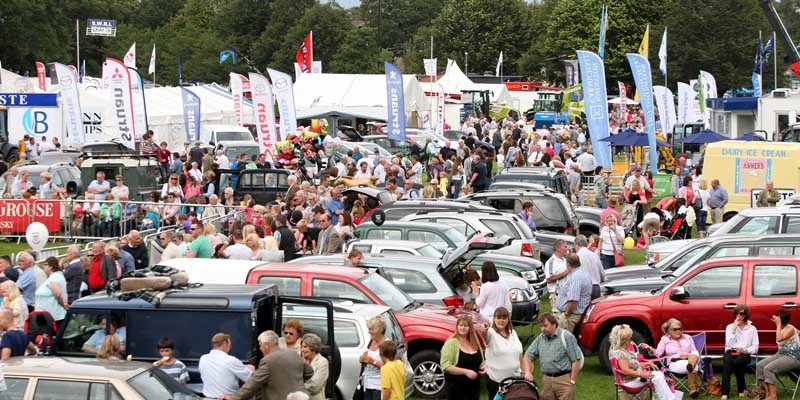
[356,316,388,400]
[600,214,625,269]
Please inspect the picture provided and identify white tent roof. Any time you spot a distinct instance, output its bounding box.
[293,73,430,121]
[435,60,513,104]
[1,67,35,92]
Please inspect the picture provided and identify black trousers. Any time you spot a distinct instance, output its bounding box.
[486,378,500,400]
[722,350,751,396]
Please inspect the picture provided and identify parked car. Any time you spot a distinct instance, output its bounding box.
[459,189,579,234]
[493,166,570,197]
[336,125,365,142]
[578,256,800,371]
[333,141,393,162]
[1,357,199,399]
[80,155,161,200]
[603,234,800,293]
[5,163,83,198]
[346,239,546,296]
[400,209,539,259]
[355,220,470,254]
[283,302,414,399]
[38,149,83,166]
[214,168,291,204]
[158,258,473,399]
[79,140,136,156]
[53,284,338,396]
[376,199,496,222]
[361,135,415,157]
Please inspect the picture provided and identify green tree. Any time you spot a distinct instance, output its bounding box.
[402,0,533,76]
[250,0,315,69]
[269,4,353,73]
[359,0,445,54]
[329,27,394,73]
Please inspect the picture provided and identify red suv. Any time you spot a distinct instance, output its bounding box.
[577,256,800,371]
[159,258,481,399]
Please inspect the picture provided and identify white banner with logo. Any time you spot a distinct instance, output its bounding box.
[53,63,84,145]
[102,57,137,149]
[423,58,437,77]
[7,108,63,144]
[230,73,246,127]
[128,68,148,138]
[653,85,676,135]
[248,73,278,161]
[436,84,445,136]
[267,68,298,140]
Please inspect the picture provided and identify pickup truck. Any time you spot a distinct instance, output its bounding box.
[578,256,800,371]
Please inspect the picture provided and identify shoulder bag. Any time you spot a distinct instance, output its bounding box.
[609,229,624,267]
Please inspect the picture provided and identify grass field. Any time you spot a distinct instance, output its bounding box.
[0,240,73,258]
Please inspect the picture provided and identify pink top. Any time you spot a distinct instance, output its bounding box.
[654,334,698,360]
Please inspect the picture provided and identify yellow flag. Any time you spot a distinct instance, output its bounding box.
[634,24,650,102]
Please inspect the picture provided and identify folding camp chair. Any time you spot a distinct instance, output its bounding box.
[776,367,800,400]
[610,357,653,400]
[663,332,707,393]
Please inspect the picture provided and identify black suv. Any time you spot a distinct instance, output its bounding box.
[216,168,291,204]
[493,167,570,196]
[460,190,578,234]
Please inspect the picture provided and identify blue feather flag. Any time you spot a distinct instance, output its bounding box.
[219,50,237,65]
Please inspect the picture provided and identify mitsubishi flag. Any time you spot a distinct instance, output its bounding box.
[295,32,313,74]
[124,42,136,69]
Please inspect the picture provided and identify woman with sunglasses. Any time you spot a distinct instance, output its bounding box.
[640,318,700,397]
[161,174,184,202]
[721,304,759,400]
[755,309,800,400]
[278,319,304,354]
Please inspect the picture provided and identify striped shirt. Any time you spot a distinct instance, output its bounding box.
[155,359,189,384]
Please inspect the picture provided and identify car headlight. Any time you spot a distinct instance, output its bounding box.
[508,288,526,303]
[521,270,538,281]
[582,304,595,323]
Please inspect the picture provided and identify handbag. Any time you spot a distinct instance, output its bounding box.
[608,230,624,267]
[353,339,373,400]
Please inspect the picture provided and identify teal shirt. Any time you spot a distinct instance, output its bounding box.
[188,236,213,258]
[34,271,67,321]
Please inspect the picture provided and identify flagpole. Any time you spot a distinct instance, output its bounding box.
[774,31,778,90]
[760,31,764,96]
[76,19,80,68]
[310,31,314,67]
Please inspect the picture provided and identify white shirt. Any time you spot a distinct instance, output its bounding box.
[624,175,651,192]
[485,328,523,382]
[545,255,567,294]
[160,243,181,261]
[600,226,625,256]
[577,247,604,285]
[225,243,252,260]
[216,154,230,169]
[189,168,203,183]
[354,170,372,180]
[374,164,387,184]
[198,349,253,398]
[410,162,423,184]
[724,322,759,354]
[33,267,47,291]
[577,152,597,172]
[475,280,512,321]
[39,142,55,153]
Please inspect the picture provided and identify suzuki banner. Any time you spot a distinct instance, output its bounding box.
[128,68,148,137]
[267,68,298,139]
[230,72,246,126]
[576,50,611,168]
[102,57,137,149]
[249,73,278,161]
[53,63,85,145]
[181,87,201,142]
[0,199,61,233]
[384,62,406,142]
[626,53,658,174]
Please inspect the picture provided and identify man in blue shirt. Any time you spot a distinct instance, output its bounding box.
[86,171,111,201]
[82,315,127,355]
[709,179,729,225]
[327,188,344,225]
[555,253,592,333]
[518,201,537,232]
[14,252,36,311]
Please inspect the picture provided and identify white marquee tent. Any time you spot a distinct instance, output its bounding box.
[435,60,514,105]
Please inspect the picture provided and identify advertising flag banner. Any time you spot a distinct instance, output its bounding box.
[598,5,608,59]
[654,85,676,136]
[564,60,579,87]
[295,32,313,74]
[752,72,762,98]
[102,58,136,149]
[384,62,406,142]
[618,81,627,119]
[626,53,658,174]
[699,70,718,98]
[148,45,156,75]
[181,87,201,142]
[677,82,697,124]
[68,65,78,75]
[267,68,298,139]
[436,84,445,136]
[495,52,503,76]
[423,58,437,76]
[35,62,47,91]
[576,51,612,168]
[128,68,148,137]
[79,60,85,83]
[634,25,649,102]
[53,63,84,145]
[659,28,668,76]
[249,73,278,161]
[230,73,246,127]
[124,42,136,69]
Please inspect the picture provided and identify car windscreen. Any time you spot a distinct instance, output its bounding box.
[441,226,468,245]
[494,174,553,187]
[359,273,415,310]
[225,146,259,160]
[669,245,712,278]
[708,213,745,236]
[381,310,405,345]
[128,368,199,399]
[533,198,567,228]
[216,131,253,141]
[480,219,521,239]
[418,244,444,258]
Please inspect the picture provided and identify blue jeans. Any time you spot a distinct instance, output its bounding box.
[595,197,608,209]
[601,254,615,270]
[696,209,708,234]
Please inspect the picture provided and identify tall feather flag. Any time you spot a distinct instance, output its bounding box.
[219,50,237,65]
[634,25,650,102]
[148,45,156,75]
[658,28,667,76]
[495,51,503,77]
[123,42,136,69]
[598,4,608,60]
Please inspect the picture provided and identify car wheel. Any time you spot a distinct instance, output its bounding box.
[599,326,648,373]
[410,349,445,398]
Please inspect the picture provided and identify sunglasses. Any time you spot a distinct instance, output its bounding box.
[283,331,296,336]
[736,311,747,316]
[670,327,683,332]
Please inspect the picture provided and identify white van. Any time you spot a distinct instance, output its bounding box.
[198,124,260,160]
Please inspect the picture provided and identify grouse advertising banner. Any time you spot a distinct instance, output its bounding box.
[35,62,47,91]
[181,87,201,142]
[102,57,137,149]
[0,199,61,233]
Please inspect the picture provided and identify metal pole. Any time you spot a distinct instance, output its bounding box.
[76,19,80,67]
[465,52,468,75]
[774,31,779,90]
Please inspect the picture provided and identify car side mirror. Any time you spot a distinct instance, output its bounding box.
[670,286,687,301]
[66,181,77,195]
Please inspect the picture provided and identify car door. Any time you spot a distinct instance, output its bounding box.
[276,297,338,398]
[661,262,746,354]
[781,215,800,233]
[745,261,800,354]
[32,379,120,400]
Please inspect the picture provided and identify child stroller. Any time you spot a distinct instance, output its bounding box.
[496,377,539,400]
[24,310,58,355]
[662,212,690,239]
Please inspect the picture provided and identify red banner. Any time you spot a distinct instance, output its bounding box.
[295,32,312,74]
[35,62,47,91]
[0,199,61,234]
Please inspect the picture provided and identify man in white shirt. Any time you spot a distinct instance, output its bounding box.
[38,137,55,153]
[408,155,423,185]
[576,149,597,175]
[354,161,372,180]
[199,333,254,399]
[188,162,203,182]
[159,231,182,261]
[215,150,230,170]
[224,231,252,260]
[544,240,570,301]
[623,166,652,193]
[373,159,387,185]
[574,235,604,299]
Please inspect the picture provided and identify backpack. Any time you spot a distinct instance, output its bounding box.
[559,330,584,369]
